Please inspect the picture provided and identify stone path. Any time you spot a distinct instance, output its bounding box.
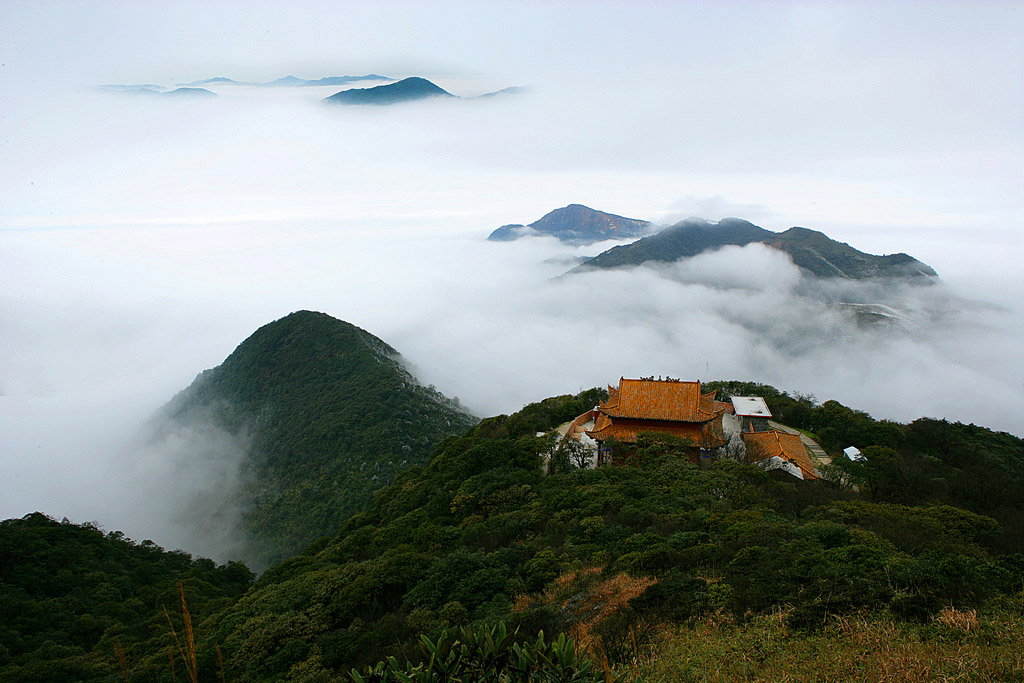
[769,420,832,466]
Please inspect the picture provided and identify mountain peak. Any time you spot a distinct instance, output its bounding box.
[572,217,937,280]
[158,310,476,569]
[323,77,453,106]
[488,204,652,245]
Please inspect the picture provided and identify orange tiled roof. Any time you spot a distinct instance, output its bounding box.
[743,431,819,480]
[713,400,735,415]
[601,378,718,423]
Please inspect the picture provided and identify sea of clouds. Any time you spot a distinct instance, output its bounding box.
[1,63,1021,560]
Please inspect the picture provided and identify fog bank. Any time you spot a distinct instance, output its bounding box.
[1,0,1021,559]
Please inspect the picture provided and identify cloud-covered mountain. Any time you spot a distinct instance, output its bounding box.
[161,87,217,98]
[300,74,393,86]
[488,204,653,245]
[96,85,216,98]
[148,310,476,570]
[172,74,394,88]
[323,76,454,105]
[569,216,937,280]
[176,76,246,86]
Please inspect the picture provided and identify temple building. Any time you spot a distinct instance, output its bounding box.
[742,430,819,480]
[585,377,727,464]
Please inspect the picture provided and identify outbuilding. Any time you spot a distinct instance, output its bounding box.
[731,396,773,433]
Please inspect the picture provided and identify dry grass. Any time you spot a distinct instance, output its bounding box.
[514,565,658,659]
[566,573,657,648]
[164,582,199,683]
[113,638,129,681]
[638,608,1024,683]
[934,606,979,632]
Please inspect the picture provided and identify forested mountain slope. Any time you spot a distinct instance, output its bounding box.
[190,386,1024,681]
[573,217,938,279]
[157,310,477,570]
[4,384,1023,681]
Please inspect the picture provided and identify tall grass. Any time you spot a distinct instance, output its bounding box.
[164,582,198,683]
[113,638,129,681]
[638,606,1024,683]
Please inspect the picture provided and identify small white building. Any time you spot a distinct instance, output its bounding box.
[843,446,865,462]
[731,396,772,433]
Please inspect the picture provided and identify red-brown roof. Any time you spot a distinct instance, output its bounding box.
[742,431,819,480]
[713,400,734,415]
[601,378,718,423]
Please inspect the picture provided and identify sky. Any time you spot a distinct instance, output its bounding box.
[1,1,1022,554]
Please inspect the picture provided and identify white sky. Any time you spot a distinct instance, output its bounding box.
[1,0,1022,546]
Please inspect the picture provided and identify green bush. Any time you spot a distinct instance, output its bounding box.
[350,622,630,683]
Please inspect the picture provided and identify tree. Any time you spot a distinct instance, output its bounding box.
[563,439,593,469]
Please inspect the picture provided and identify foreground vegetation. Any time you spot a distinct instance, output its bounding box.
[2,383,1022,682]
[197,388,1023,680]
[0,513,253,682]
[641,605,1024,682]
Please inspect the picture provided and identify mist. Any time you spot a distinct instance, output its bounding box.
[1,1,1022,560]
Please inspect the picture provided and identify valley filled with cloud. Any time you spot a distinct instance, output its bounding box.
[1,0,1021,556]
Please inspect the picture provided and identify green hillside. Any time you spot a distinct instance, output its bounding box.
[573,217,938,279]
[160,310,477,570]
[3,383,1023,681]
[188,387,1022,681]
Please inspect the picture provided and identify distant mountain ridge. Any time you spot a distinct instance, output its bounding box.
[301,74,392,86]
[488,204,653,245]
[97,85,217,98]
[490,205,936,280]
[573,216,938,279]
[102,75,523,106]
[157,310,476,569]
[175,74,393,88]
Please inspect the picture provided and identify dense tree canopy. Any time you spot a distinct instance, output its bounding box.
[3,383,1022,682]
[160,310,478,569]
[0,513,253,682]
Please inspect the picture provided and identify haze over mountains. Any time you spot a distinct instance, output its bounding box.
[176,74,394,88]
[491,204,938,281]
[5,308,1023,679]
[1,1,1021,677]
[99,74,523,106]
[3,5,1022,603]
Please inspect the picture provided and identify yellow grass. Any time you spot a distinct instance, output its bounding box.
[637,608,1024,683]
[164,581,199,683]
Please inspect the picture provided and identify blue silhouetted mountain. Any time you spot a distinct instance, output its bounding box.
[323,77,454,105]
[97,83,166,93]
[162,87,217,98]
[573,216,938,279]
[98,85,217,98]
[488,204,653,245]
[301,74,393,86]
[475,86,529,98]
[177,76,248,86]
[259,75,307,87]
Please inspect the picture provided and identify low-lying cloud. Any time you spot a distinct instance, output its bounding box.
[1,41,1021,561]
